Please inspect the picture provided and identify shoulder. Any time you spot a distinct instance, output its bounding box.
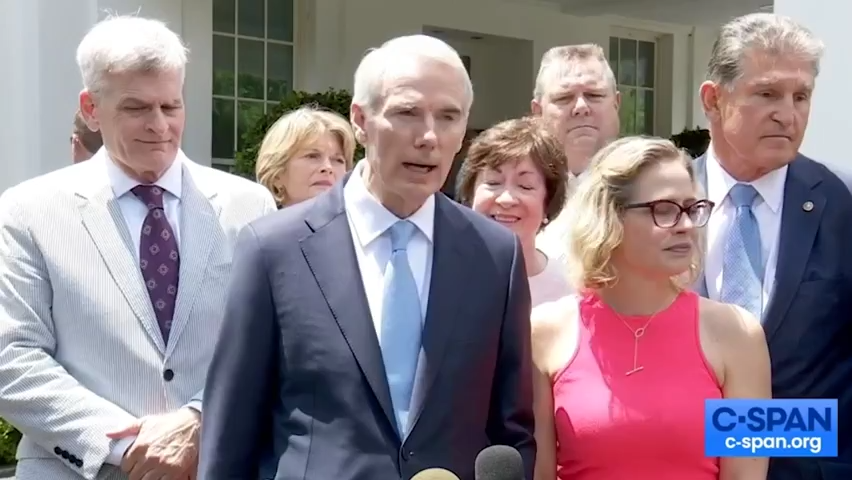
[794,154,852,200]
[698,297,767,358]
[0,162,90,217]
[531,294,579,368]
[246,192,318,242]
[531,295,578,345]
[184,160,272,202]
[441,195,519,252]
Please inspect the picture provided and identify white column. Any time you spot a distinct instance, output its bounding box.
[774,0,852,174]
[0,1,97,194]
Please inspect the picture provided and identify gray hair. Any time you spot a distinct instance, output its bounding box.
[707,13,825,88]
[533,44,617,100]
[76,14,189,96]
[351,34,474,113]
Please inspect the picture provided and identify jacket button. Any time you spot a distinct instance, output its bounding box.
[163,369,174,381]
[54,446,62,455]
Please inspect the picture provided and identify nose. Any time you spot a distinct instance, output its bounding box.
[414,115,438,149]
[572,95,591,117]
[146,109,169,135]
[318,156,333,173]
[672,210,695,232]
[771,97,796,127]
[495,188,519,207]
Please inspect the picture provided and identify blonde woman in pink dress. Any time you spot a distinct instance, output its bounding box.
[530,137,772,480]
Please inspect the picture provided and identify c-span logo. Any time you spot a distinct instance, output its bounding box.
[705,399,837,457]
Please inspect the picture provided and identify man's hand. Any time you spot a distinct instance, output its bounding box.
[107,408,200,480]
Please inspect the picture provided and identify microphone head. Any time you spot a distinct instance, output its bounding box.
[474,445,524,480]
[410,467,461,480]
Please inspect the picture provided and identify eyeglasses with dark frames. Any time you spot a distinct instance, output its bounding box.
[623,199,715,228]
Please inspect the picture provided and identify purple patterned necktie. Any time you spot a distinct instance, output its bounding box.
[132,185,180,344]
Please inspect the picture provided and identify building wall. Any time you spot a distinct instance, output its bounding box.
[0,0,720,193]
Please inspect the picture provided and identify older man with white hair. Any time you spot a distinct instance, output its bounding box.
[694,13,852,480]
[0,15,276,480]
[199,34,536,480]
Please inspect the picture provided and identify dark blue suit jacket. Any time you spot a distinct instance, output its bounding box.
[695,154,852,480]
[198,176,536,480]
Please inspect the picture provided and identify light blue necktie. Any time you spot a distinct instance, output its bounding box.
[719,183,764,319]
[380,220,422,435]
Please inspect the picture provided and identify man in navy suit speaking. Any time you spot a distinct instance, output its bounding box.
[199,35,536,480]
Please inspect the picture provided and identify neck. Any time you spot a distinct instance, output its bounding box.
[522,241,545,277]
[110,151,173,184]
[362,161,426,218]
[564,149,591,177]
[709,133,770,182]
[596,269,679,316]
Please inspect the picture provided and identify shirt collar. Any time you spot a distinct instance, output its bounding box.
[705,144,786,213]
[343,161,435,248]
[105,152,184,200]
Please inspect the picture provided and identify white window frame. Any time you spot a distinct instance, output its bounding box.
[212,0,296,171]
[609,28,658,136]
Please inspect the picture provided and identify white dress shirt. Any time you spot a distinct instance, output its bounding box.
[105,155,183,255]
[103,155,183,465]
[343,162,434,336]
[704,147,787,311]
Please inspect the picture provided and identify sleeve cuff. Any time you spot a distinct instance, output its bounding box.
[105,436,135,466]
[184,399,202,414]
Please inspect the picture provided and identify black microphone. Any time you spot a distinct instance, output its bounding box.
[474,445,524,480]
[410,467,461,480]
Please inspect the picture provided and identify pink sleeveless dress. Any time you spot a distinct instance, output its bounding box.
[553,290,722,480]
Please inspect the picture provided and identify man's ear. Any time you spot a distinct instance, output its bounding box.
[699,81,721,122]
[79,90,101,132]
[530,98,542,116]
[350,103,367,145]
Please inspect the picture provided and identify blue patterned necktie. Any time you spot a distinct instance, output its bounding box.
[380,220,422,435]
[719,183,763,319]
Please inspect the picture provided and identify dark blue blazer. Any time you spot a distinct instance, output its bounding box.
[198,175,536,480]
[695,154,852,480]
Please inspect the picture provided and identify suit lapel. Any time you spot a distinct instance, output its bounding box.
[76,157,165,353]
[299,183,398,434]
[693,154,710,298]
[762,159,824,340]
[406,196,473,437]
[165,163,219,357]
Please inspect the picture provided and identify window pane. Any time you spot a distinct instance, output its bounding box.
[267,101,280,113]
[608,37,619,80]
[618,38,637,86]
[637,90,655,135]
[638,41,655,88]
[238,0,264,38]
[268,0,294,42]
[237,39,265,99]
[212,162,233,173]
[267,43,294,101]
[237,101,265,151]
[212,98,235,159]
[212,0,235,33]
[619,87,636,136]
[212,35,235,96]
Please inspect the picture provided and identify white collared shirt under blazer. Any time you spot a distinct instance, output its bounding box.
[0,149,276,480]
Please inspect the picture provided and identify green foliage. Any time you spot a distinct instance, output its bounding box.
[234,89,364,178]
[670,127,710,158]
[0,418,20,465]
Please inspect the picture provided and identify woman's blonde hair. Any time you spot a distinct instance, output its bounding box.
[255,106,356,206]
[567,135,704,291]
